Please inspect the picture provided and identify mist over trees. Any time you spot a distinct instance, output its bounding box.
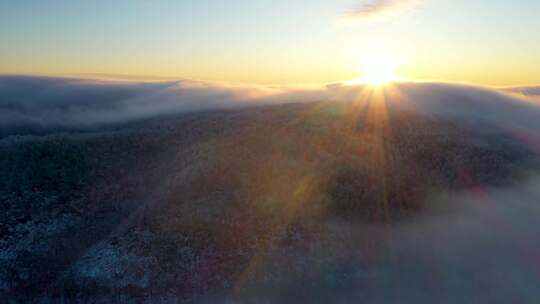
[2,77,540,302]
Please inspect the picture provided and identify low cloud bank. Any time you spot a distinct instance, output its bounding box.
[504,86,540,97]
[0,75,282,130]
[1,75,540,134]
[392,81,540,131]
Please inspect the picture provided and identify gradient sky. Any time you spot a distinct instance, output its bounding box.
[1,0,539,85]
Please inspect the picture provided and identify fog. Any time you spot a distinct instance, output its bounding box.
[0,75,277,130]
[209,175,540,303]
[504,86,540,97]
[2,75,540,133]
[3,74,540,302]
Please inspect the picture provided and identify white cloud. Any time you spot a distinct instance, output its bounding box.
[343,0,420,20]
[1,75,540,136]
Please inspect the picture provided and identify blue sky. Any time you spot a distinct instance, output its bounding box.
[1,0,539,85]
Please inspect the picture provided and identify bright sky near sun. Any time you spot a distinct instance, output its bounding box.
[1,0,539,85]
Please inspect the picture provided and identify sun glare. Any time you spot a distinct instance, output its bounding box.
[360,54,399,85]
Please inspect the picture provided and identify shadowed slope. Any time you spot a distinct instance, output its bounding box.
[1,82,540,302]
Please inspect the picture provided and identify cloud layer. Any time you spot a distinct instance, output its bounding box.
[0,75,293,131]
[343,0,419,20]
[504,86,540,97]
[1,75,540,137]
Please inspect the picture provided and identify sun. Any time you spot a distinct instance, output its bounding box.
[360,54,399,85]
